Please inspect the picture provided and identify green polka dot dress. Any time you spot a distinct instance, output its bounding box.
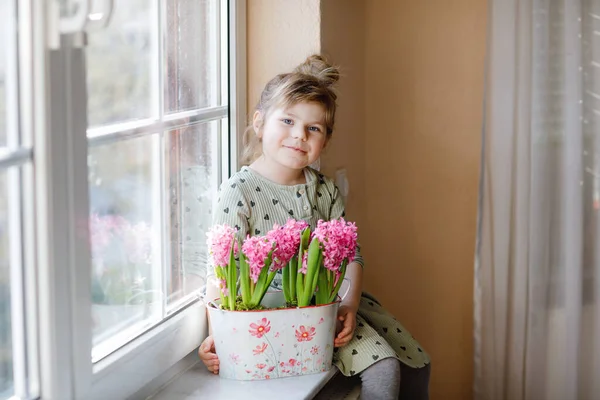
[207,166,431,375]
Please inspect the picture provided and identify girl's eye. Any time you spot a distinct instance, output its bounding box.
[308,126,321,132]
[282,119,293,125]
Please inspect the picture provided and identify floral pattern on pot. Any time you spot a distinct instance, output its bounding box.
[208,291,338,381]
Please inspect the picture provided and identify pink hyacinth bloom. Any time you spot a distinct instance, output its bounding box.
[267,219,308,271]
[299,252,309,274]
[242,235,274,283]
[313,218,358,272]
[218,278,229,297]
[206,224,239,267]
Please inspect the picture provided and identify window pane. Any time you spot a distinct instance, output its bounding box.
[165,0,219,113]
[86,0,155,128]
[167,121,218,306]
[0,0,11,147]
[0,170,13,399]
[88,136,162,359]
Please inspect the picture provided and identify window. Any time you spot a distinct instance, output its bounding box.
[0,1,38,399]
[0,0,245,398]
[86,0,228,361]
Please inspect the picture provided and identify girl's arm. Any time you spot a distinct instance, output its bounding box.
[341,261,363,311]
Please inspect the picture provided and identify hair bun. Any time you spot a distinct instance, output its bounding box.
[294,54,340,87]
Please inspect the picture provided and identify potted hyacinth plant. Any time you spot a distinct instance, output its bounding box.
[205,217,358,381]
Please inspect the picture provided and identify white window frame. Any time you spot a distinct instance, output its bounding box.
[24,1,247,399]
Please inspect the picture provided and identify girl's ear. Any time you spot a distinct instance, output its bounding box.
[252,111,263,138]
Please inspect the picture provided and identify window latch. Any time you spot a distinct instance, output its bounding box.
[49,0,114,49]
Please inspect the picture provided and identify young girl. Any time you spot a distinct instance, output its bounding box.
[199,55,431,399]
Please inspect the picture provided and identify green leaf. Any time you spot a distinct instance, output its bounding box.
[311,251,322,299]
[227,239,237,310]
[239,246,251,305]
[282,261,291,303]
[316,266,329,305]
[296,268,304,305]
[301,237,321,306]
[291,231,307,301]
[290,253,298,300]
[249,248,274,307]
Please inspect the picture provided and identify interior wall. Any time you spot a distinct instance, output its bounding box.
[246,0,321,117]
[364,1,486,398]
[319,0,367,230]
[246,1,487,398]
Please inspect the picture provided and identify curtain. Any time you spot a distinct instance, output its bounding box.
[475,0,600,399]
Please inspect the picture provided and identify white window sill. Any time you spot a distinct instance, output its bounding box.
[88,300,207,400]
[147,357,339,400]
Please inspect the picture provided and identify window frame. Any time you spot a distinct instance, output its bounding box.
[1,0,40,399]
[28,1,246,399]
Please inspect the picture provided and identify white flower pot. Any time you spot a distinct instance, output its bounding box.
[207,291,340,381]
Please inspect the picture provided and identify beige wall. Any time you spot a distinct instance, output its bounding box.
[247,1,487,398]
[319,0,367,230]
[247,0,321,116]
[364,1,486,399]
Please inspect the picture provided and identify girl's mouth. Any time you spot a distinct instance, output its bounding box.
[284,146,307,154]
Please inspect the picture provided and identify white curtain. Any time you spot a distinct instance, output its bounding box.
[475,1,600,399]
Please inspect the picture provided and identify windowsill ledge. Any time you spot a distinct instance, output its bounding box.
[148,358,339,400]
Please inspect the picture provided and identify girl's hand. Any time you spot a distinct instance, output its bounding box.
[334,305,357,348]
[198,335,220,374]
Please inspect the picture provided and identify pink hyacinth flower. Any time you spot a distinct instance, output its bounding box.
[267,219,309,271]
[218,278,229,297]
[206,224,239,267]
[299,252,309,274]
[242,235,274,283]
[313,218,358,272]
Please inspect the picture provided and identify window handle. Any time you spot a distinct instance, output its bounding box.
[58,0,91,35]
[50,0,113,49]
[86,0,114,31]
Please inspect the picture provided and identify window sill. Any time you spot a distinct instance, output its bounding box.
[87,300,207,400]
[148,357,339,400]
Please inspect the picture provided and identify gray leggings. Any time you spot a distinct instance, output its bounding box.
[360,358,431,400]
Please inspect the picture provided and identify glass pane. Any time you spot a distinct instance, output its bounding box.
[165,0,219,113]
[167,121,218,307]
[0,0,12,147]
[88,136,162,359]
[0,170,13,398]
[86,0,155,128]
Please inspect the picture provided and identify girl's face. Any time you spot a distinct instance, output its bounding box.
[254,102,328,171]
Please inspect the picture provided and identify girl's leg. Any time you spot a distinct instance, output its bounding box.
[359,357,401,400]
[398,362,431,400]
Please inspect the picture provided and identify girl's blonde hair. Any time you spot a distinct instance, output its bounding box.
[240,54,340,166]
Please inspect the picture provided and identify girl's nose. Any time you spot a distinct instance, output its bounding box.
[291,125,308,141]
